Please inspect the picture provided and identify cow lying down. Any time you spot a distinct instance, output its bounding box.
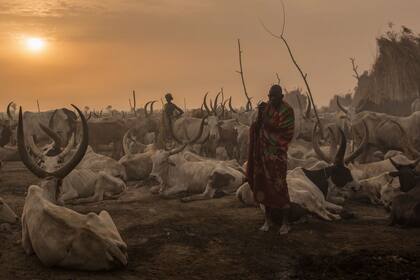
[150,145,246,202]
[18,105,128,270]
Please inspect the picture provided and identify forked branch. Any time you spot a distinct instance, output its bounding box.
[236,39,253,111]
[259,0,323,135]
[350,57,360,80]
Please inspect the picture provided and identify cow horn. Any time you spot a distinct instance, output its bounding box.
[39,123,62,149]
[228,97,237,113]
[213,91,222,114]
[203,92,211,115]
[7,102,14,120]
[334,128,347,166]
[168,143,187,156]
[149,101,157,115]
[86,112,92,121]
[122,129,131,155]
[58,133,75,160]
[389,157,401,170]
[327,127,338,162]
[27,135,45,160]
[344,120,369,164]
[304,93,311,119]
[18,105,89,179]
[167,117,184,144]
[144,101,152,117]
[336,96,348,115]
[189,116,208,144]
[312,122,331,163]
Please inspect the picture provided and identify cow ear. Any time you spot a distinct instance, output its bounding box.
[388,171,399,178]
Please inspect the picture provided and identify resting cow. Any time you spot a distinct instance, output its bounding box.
[18,105,128,270]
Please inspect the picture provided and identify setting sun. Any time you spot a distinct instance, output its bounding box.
[24,37,46,53]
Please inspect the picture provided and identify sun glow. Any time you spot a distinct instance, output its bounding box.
[24,37,46,53]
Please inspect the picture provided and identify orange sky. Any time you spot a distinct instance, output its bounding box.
[1,0,420,111]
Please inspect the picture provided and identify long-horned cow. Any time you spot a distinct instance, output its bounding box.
[18,105,128,270]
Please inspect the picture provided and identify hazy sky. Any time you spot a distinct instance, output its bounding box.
[1,0,419,111]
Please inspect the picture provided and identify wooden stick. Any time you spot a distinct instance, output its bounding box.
[132,90,137,116]
[276,73,281,84]
[236,39,252,110]
[259,1,324,136]
[36,99,40,113]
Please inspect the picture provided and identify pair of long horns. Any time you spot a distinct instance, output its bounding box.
[312,120,369,165]
[144,101,157,117]
[203,91,223,116]
[17,105,89,179]
[167,115,208,154]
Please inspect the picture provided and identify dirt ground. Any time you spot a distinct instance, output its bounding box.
[1,161,420,280]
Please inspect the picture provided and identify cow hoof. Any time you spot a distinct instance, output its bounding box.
[259,223,270,232]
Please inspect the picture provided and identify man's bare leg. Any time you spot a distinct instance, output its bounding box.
[259,204,273,232]
[279,204,291,235]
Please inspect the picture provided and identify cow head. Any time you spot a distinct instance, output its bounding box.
[388,157,420,192]
[0,197,19,224]
[49,108,78,146]
[17,105,89,202]
[150,116,207,188]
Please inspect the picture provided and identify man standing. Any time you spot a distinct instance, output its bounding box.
[160,93,184,147]
[246,84,295,235]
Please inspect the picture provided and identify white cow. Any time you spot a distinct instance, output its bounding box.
[17,105,128,271]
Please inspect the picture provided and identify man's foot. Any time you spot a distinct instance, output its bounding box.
[259,221,272,232]
[279,224,291,235]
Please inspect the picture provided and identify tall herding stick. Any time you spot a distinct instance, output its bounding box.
[132,90,137,116]
[350,57,360,81]
[184,98,187,112]
[260,1,324,136]
[236,39,253,111]
[36,100,40,113]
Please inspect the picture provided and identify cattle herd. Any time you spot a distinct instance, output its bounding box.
[0,92,420,272]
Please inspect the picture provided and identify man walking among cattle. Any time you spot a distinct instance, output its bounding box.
[247,84,295,235]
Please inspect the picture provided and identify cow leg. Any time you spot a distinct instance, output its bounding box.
[21,214,34,255]
[161,184,189,198]
[324,201,343,213]
[58,188,80,205]
[180,184,216,203]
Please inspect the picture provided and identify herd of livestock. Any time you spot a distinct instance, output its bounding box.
[0,91,420,271]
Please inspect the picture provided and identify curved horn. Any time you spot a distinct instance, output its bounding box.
[327,126,338,162]
[53,105,89,178]
[27,135,45,159]
[189,116,208,144]
[167,117,184,144]
[168,143,188,156]
[18,105,89,179]
[149,101,157,115]
[304,93,311,119]
[344,120,369,164]
[17,107,50,178]
[86,112,92,121]
[39,123,62,149]
[7,102,14,120]
[389,157,401,170]
[228,97,237,113]
[312,122,331,163]
[334,128,347,166]
[336,96,348,114]
[221,99,228,119]
[144,101,152,117]
[203,92,211,115]
[48,110,58,129]
[213,91,221,114]
[122,129,132,155]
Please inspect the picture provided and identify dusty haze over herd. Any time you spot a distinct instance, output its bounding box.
[1,0,420,110]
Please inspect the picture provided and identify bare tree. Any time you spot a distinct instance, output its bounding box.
[350,57,360,80]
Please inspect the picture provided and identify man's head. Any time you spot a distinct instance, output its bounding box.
[268,85,284,107]
[165,93,173,103]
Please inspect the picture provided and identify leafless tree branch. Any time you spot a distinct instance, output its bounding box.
[237,39,252,111]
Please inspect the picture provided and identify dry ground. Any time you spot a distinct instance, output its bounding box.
[1,161,420,280]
